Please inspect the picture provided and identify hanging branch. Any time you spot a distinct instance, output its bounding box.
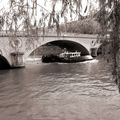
[111,0,120,92]
[97,0,120,92]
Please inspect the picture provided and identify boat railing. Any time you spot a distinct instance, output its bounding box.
[59,51,81,58]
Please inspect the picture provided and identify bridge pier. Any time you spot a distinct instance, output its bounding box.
[90,48,98,57]
[10,52,25,68]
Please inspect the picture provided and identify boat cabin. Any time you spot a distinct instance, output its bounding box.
[59,51,81,58]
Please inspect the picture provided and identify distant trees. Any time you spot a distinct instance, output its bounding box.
[60,18,100,34]
[30,45,62,56]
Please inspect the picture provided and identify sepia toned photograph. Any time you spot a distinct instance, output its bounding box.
[0,0,120,120]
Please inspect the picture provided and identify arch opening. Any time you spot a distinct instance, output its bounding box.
[0,55,10,70]
[97,44,103,56]
[30,40,89,57]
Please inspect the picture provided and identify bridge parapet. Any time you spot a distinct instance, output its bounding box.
[0,30,97,38]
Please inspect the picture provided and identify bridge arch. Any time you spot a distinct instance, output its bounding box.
[0,55,10,69]
[26,39,90,58]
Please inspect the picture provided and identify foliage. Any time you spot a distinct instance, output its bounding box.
[60,18,100,34]
[30,44,62,56]
[0,0,88,52]
[0,0,84,32]
[97,0,120,92]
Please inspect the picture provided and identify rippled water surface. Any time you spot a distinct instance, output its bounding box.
[0,59,120,120]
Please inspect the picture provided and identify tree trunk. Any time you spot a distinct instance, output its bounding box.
[112,0,120,92]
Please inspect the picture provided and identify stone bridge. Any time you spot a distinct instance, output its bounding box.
[0,31,100,69]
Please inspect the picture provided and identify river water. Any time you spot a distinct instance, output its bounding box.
[0,58,120,120]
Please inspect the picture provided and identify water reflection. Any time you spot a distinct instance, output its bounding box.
[0,59,120,120]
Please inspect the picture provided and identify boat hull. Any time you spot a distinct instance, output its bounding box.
[42,55,93,63]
